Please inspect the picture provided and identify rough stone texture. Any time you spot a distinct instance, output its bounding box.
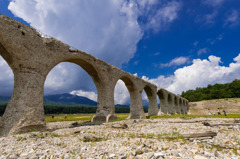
[157,89,168,114]
[0,15,161,135]
[1,118,239,158]
[0,15,187,135]
[157,88,188,115]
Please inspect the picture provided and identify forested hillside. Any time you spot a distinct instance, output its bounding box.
[0,104,148,116]
[181,79,240,102]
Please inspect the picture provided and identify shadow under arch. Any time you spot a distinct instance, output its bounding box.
[120,76,135,92]
[142,85,158,116]
[157,89,168,114]
[167,93,174,114]
[179,98,184,114]
[174,96,178,114]
[0,43,13,68]
[141,86,152,108]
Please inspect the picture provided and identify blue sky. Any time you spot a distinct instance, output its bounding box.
[0,0,240,104]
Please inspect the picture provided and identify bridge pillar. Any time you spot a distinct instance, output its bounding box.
[128,89,145,119]
[183,100,188,114]
[0,71,46,136]
[186,101,189,114]
[92,83,117,123]
[148,92,158,116]
[180,98,184,114]
[157,89,168,114]
[167,94,175,114]
[175,97,181,114]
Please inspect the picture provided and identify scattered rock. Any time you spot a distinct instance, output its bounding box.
[111,123,128,129]
[109,154,115,158]
[154,152,165,157]
[0,118,238,158]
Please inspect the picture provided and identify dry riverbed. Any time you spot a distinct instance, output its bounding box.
[0,118,240,159]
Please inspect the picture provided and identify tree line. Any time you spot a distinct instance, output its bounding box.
[0,105,148,116]
[181,79,240,102]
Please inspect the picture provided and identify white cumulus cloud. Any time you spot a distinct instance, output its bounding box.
[4,0,181,98]
[114,80,131,105]
[234,53,240,63]
[143,54,240,95]
[160,56,190,67]
[70,90,98,102]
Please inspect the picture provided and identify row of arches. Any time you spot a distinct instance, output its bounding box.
[157,88,189,114]
[0,15,188,135]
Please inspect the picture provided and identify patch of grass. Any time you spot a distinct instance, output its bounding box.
[31,128,37,132]
[80,136,107,142]
[16,136,26,141]
[110,114,129,122]
[45,114,94,122]
[45,113,130,123]
[28,132,60,139]
[49,132,60,137]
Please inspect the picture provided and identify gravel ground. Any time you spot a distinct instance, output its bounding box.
[0,118,240,159]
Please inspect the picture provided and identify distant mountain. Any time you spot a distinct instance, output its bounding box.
[44,93,97,106]
[0,93,150,107]
[0,93,97,106]
[115,104,129,107]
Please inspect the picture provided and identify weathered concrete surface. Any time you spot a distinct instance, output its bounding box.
[0,15,159,135]
[157,88,189,115]
[157,89,168,114]
[144,85,158,116]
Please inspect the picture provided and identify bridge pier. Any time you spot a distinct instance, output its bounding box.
[92,82,117,123]
[175,97,181,114]
[128,89,145,119]
[147,92,158,116]
[157,89,168,114]
[0,71,46,136]
[0,15,190,135]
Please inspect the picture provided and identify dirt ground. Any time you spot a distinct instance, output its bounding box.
[189,98,240,115]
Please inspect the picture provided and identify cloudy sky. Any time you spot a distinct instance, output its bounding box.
[0,0,240,104]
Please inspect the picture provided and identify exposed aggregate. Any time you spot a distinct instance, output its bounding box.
[0,118,240,159]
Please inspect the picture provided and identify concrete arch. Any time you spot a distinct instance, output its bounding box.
[143,85,158,116]
[157,88,168,114]
[0,15,193,135]
[183,99,188,114]
[156,89,189,115]
[186,100,189,113]
[185,100,188,114]
[179,98,184,114]
[167,93,175,114]
[174,96,180,114]
[113,75,145,119]
[45,60,112,123]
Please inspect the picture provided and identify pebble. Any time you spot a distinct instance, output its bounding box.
[154,152,165,157]
[109,153,115,158]
[0,118,239,158]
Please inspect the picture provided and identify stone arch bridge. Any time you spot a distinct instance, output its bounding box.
[0,15,188,135]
